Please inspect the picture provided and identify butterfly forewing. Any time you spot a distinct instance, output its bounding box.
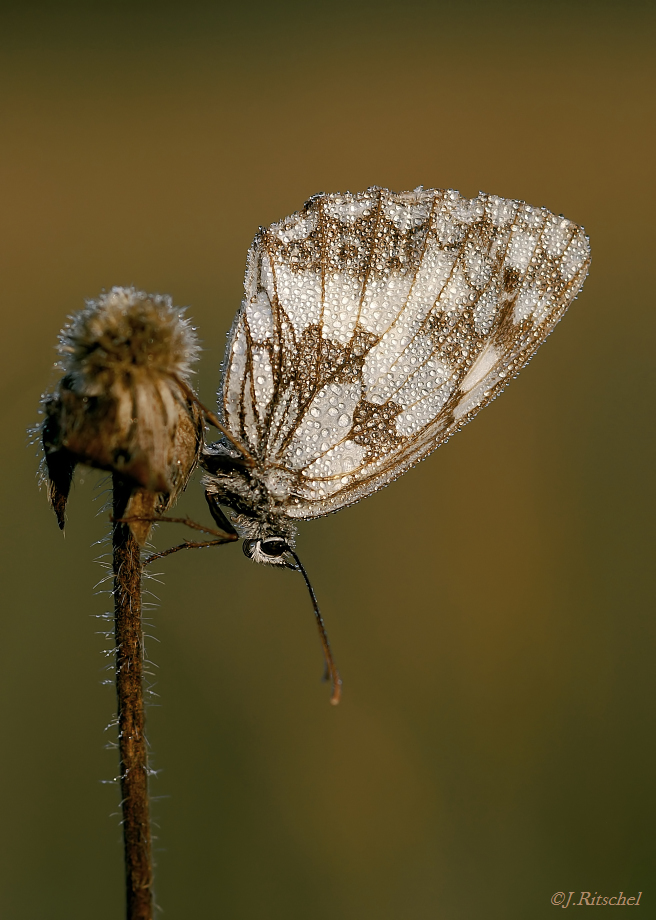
[221,187,590,519]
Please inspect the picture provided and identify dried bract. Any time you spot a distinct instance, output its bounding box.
[40,286,203,541]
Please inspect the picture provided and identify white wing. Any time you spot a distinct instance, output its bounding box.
[220,187,590,519]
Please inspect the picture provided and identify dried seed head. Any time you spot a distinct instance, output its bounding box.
[59,286,199,390]
[40,287,203,541]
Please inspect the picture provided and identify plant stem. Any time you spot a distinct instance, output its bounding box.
[112,475,154,920]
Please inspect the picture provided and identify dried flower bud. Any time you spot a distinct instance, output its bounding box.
[40,286,203,541]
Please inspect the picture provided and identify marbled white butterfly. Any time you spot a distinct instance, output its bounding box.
[199,187,590,702]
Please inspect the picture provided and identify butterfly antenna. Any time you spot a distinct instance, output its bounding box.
[286,549,342,705]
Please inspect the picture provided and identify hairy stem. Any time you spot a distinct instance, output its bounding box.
[113,476,154,920]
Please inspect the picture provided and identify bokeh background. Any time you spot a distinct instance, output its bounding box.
[1,1,654,917]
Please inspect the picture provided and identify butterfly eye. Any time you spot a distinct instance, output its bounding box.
[260,539,288,557]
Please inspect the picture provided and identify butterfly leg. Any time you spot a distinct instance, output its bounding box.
[112,512,239,567]
[113,513,237,539]
[142,536,234,566]
[203,491,240,536]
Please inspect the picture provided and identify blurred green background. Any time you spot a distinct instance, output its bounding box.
[1,1,654,917]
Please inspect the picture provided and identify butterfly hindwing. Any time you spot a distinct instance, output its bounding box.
[220,188,590,520]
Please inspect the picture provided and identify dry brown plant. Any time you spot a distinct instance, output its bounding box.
[38,287,210,920]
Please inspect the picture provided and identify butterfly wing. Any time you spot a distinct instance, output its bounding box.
[220,187,590,519]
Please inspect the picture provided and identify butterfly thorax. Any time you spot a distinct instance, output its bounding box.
[201,441,298,548]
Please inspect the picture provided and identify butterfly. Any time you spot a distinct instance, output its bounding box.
[197,187,590,702]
